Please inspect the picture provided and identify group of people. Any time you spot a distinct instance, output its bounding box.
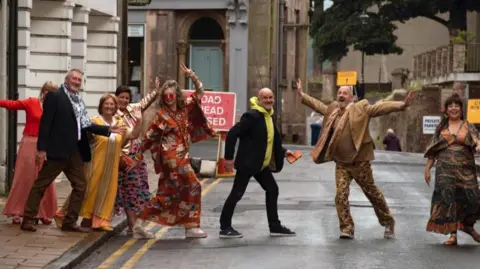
[219,79,480,246]
[1,66,479,245]
[3,65,216,239]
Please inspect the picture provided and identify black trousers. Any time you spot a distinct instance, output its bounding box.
[220,168,281,230]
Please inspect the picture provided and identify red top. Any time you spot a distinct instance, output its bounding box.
[0,97,42,136]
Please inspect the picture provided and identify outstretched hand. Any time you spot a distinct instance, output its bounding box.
[180,63,193,77]
[296,79,304,98]
[404,91,417,107]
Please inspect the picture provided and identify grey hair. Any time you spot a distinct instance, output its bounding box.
[387,128,394,134]
[65,68,84,79]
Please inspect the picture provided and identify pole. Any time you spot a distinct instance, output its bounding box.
[7,0,18,190]
[361,51,365,85]
[117,0,128,86]
[276,0,285,128]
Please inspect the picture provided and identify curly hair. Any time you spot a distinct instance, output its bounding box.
[140,79,185,134]
[157,80,185,109]
[434,93,464,137]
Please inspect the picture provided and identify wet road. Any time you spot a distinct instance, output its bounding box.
[75,145,480,269]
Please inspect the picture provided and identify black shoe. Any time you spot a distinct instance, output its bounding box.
[219,227,243,238]
[270,225,296,237]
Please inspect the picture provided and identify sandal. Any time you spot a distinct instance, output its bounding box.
[40,218,52,225]
[443,233,457,246]
[12,216,21,225]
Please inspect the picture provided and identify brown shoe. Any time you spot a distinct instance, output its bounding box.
[61,223,92,233]
[20,219,37,232]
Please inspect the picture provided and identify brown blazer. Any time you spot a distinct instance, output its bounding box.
[301,94,406,163]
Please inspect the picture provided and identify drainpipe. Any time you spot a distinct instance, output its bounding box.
[276,0,285,128]
[7,0,18,190]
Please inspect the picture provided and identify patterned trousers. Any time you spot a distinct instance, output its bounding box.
[335,161,394,235]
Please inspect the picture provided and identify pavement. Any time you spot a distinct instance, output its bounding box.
[1,141,479,269]
[0,159,159,269]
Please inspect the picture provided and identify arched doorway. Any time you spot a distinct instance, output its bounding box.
[188,17,224,92]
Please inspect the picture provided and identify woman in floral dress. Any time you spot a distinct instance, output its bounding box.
[114,80,160,233]
[424,93,480,246]
[128,64,215,239]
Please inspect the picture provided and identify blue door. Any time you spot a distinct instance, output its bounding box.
[190,45,223,91]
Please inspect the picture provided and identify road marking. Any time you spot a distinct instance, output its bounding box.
[119,177,223,269]
[96,178,210,269]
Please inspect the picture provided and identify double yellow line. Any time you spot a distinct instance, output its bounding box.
[97,177,223,269]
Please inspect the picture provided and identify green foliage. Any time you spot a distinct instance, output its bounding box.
[450,31,476,43]
[309,0,402,62]
[309,0,480,63]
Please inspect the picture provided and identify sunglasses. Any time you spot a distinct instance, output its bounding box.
[163,92,176,101]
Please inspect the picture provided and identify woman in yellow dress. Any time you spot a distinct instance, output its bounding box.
[56,94,126,231]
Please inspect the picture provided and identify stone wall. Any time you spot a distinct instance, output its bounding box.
[370,87,442,153]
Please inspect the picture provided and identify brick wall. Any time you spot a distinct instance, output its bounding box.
[370,87,442,153]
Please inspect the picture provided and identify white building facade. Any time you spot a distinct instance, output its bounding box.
[0,0,120,192]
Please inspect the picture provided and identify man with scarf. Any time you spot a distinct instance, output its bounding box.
[296,80,416,239]
[219,88,296,238]
[21,69,125,232]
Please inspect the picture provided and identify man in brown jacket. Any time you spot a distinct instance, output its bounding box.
[296,80,416,239]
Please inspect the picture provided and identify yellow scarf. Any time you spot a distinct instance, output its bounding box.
[250,97,274,169]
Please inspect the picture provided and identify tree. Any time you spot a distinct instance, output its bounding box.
[309,0,403,62]
[379,0,480,37]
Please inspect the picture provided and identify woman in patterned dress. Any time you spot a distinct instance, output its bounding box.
[114,81,160,233]
[128,64,215,239]
[424,93,480,246]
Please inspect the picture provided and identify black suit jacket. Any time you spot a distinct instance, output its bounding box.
[225,110,286,175]
[37,88,110,162]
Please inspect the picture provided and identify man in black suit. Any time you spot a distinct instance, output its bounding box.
[219,88,296,238]
[21,69,125,232]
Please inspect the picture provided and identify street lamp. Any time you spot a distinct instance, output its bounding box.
[359,12,369,88]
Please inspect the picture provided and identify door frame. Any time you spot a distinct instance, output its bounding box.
[188,40,223,90]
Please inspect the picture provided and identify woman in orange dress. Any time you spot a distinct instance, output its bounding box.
[128,64,215,239]
[1,81,58,225]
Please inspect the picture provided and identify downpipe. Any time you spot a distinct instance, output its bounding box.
[6,0,18,191]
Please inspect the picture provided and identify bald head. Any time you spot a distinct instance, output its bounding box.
[257,88,275,111]
[337,86,355,109]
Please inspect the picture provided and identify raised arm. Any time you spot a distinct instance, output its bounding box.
[365,90,417,118]
[37,93,57,152]
[137,77,161,112]
[295,79,328,115]
[363,100,406,118]
[0,99,27,110]
[224,111,254,160]
[182,63,204,99]
[300,93,329,115]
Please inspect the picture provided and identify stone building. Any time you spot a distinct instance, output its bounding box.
[128,0,310,142]
[0,0,121,192]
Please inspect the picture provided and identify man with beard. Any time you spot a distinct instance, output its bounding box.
[296,80,416,239]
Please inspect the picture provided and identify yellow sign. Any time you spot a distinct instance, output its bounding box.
[467,99,480,123]
[337,71,357,86]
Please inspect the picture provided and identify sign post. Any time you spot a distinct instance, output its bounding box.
[422,115,441,134]
[467,99,480,124]
[183,91,237,177]
[337,71,357,86]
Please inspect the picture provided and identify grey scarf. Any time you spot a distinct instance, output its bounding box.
[62,84,91,128]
